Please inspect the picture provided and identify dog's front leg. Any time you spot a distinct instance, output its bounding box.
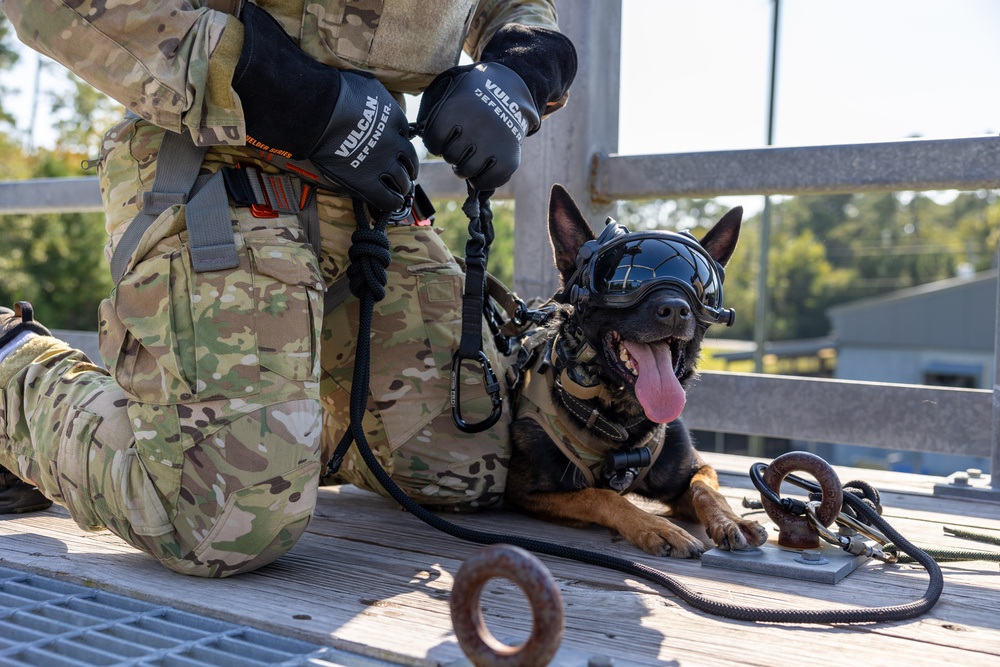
[671,465,768,551]
[514,489,709,558]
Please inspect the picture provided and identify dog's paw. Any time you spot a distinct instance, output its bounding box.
[630,517,707,558]
[708,517,768,551]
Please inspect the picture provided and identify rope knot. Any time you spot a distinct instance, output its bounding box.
[346,214,392,302]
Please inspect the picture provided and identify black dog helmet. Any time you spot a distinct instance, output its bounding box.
[559,218,736,327]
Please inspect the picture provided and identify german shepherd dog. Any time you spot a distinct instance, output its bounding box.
[504,185,767,558]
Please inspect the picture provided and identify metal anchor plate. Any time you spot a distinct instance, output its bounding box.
[701,537,870,585]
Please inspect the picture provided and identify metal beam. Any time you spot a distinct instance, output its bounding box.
[5,137,1000,215]
[993,241,1000,490]
[593,136,1000,201]
[0,162,496,216]
[417,161,514,201]
[683,371,993,457]
[511,0,622,299]
[0,177,104,214]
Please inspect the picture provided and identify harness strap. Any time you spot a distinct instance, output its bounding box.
[559,368,605,401]
[324,275,354,316]
[453,256,525,328]
[457,186,495,359]
[223,164,322,257]
[185,171,241,273]
[110,129,223,284]
[450,185,503,433]
[110,125,325,284]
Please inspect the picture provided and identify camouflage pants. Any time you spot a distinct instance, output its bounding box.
[0,120,509,577]
[317,197,510,511]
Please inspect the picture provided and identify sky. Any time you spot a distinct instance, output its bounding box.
[6,0,999,157]
[618,0,1000,154]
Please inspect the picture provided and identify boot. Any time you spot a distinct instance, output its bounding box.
[0,301,54,513]
[0,301,52,350]
[0,467,53,514]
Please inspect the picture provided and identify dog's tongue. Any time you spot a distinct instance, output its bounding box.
[623,340,685,423]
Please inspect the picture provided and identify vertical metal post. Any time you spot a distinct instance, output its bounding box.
[752,0,781,375]
[752,198,773,374]
[749,0,781,458]
[512,0,621,299]
[992,242,1000,488]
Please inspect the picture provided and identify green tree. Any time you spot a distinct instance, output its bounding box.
[51,72,124,155]
[431,197,516,291]
[953,190,1000,272]
[0,141,112,330]
[0,211,112,330]
[0,21,116,330]
[767,228,853,339]
[640,189,999,342]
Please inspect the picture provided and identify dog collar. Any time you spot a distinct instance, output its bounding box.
[553,375,629,442]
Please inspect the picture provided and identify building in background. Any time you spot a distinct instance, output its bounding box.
[825,270,996,475]
[703,270,996,475]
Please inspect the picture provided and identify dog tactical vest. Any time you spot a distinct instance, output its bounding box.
[513,333,664,494]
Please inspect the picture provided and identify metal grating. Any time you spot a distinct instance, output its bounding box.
[0,566,401,667]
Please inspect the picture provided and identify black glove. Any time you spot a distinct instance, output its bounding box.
[232,3,417,212]
[417,24,577,190]
[417,62,536,191]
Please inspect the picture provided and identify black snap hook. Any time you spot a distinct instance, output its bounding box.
[451,350,503,433]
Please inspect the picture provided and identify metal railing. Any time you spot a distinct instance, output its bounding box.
[0,0,996,496]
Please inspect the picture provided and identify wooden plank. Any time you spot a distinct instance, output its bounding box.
[2,456,999,667]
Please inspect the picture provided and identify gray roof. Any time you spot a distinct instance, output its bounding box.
[827,270,998,351]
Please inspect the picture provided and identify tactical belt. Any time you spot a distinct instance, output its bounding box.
[109,125,321,285]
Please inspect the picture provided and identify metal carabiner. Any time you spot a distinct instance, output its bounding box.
[513,300,558,328]
[835,510,890,546]
[805,502,897,563]
[451,350,503,433]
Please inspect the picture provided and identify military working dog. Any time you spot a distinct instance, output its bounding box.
[504,185,767,558]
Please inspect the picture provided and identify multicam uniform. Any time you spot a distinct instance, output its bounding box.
[0,0,564,576]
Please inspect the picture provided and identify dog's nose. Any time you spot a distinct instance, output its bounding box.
[655,297,691,327]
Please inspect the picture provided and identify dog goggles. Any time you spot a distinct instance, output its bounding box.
[563,220,735,327]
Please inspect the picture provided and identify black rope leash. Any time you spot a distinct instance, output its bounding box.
[747,463,1000,565]
[329,194,949,625]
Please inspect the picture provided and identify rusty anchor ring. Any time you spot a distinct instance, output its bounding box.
[450,544,564,667]
[759,451,843,549]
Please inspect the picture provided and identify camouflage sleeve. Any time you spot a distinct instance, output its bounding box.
[465,0,573,117]
[1,0,246,146]
[464,0,561,61]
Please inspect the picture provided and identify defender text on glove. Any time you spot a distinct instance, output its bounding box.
[475,80,528,141]
[335,96,392,168]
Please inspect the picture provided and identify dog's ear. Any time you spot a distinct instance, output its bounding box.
[548,184,596,283]
[700,206,742,267]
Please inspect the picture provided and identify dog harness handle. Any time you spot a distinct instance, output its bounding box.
[450,183,503,433]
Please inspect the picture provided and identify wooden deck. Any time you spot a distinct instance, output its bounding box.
[1,452,998,667]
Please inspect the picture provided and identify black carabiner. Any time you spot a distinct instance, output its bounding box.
[450,350,503,433]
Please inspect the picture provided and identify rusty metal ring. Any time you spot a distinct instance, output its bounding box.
[760,451,843,549]
[451,544,564,667]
